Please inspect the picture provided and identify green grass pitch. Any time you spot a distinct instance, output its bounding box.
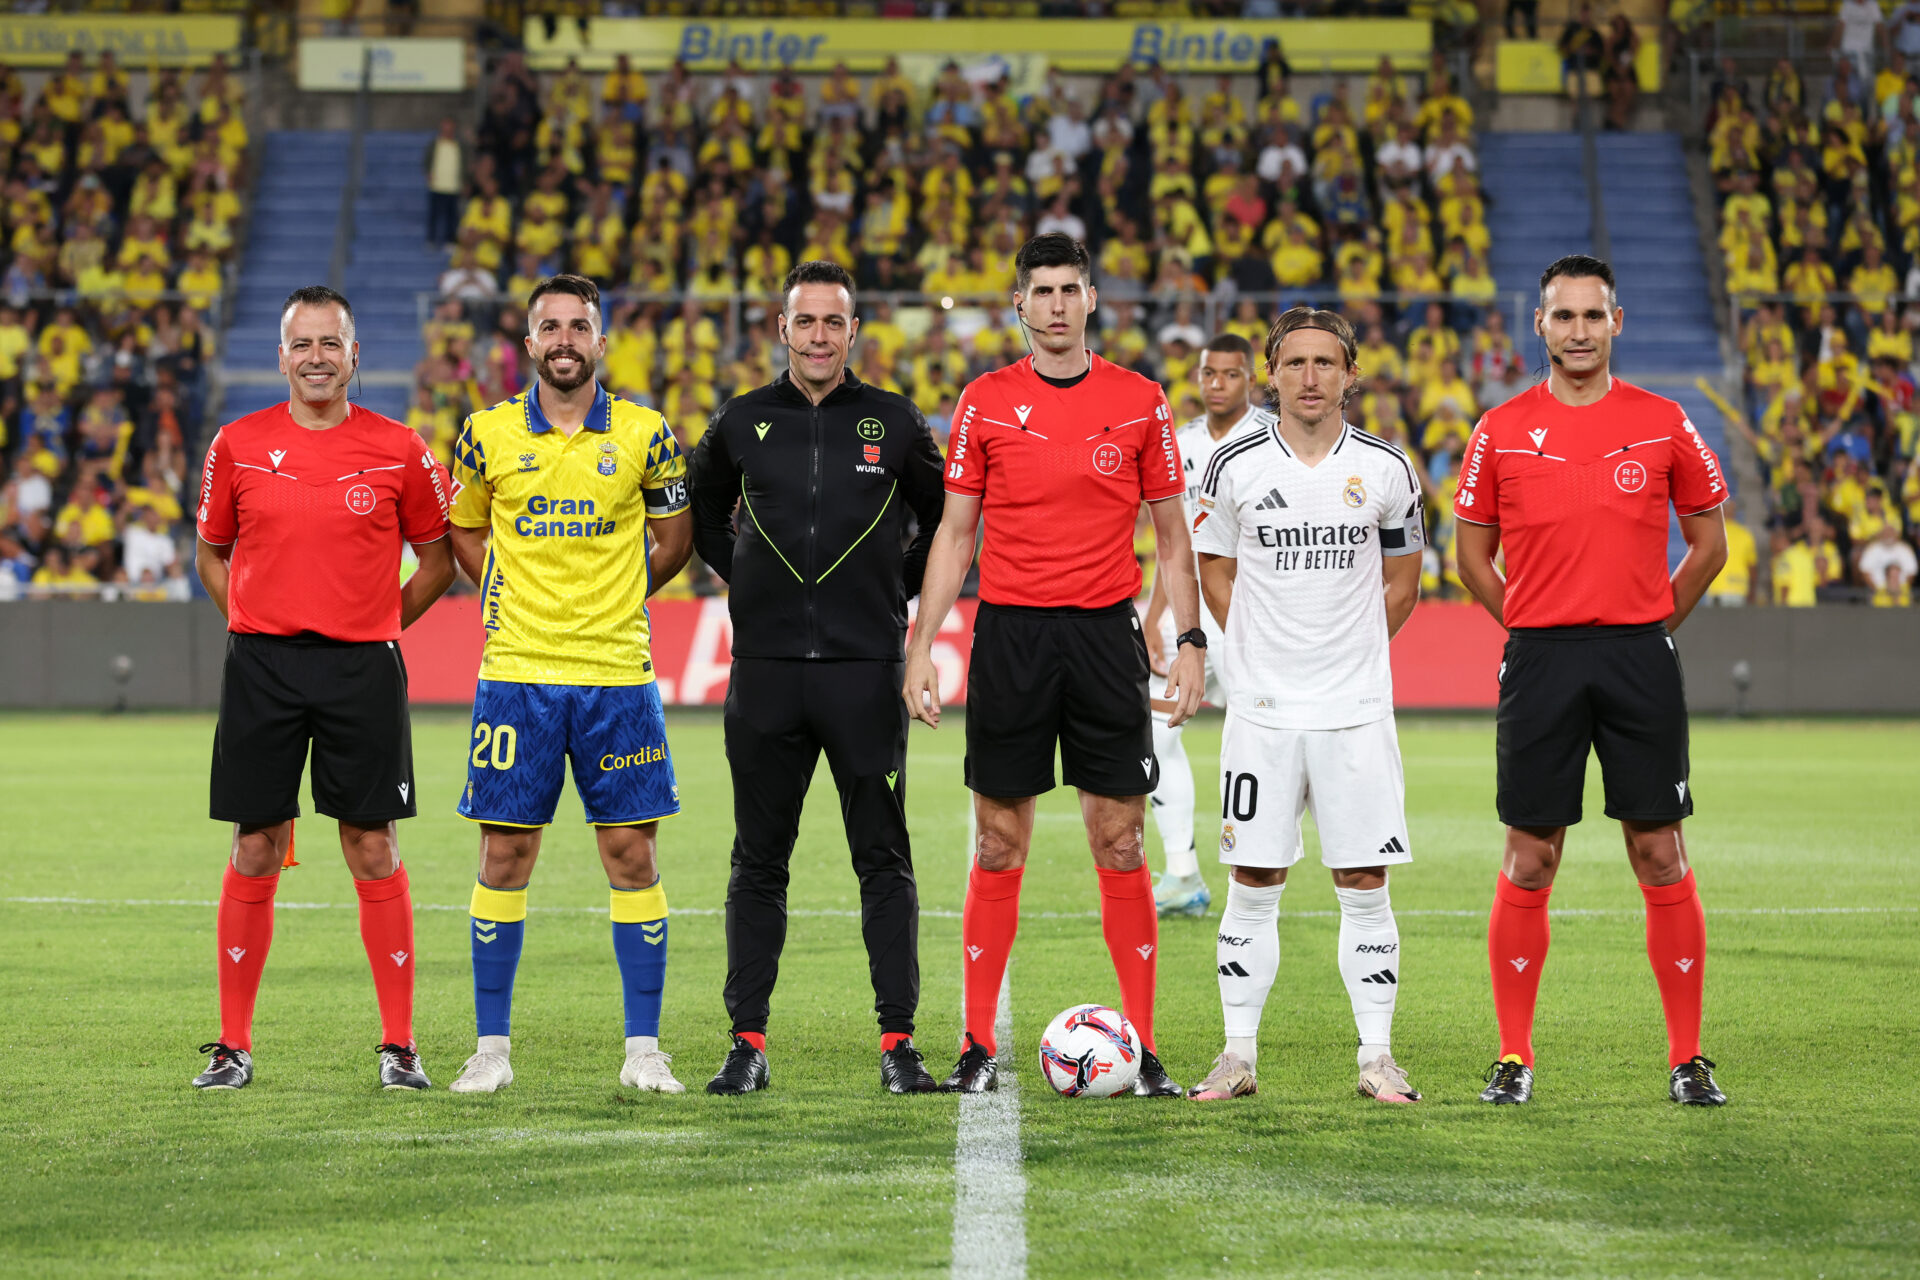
[0,711,1915,1278]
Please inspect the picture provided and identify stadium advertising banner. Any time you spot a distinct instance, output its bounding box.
[297,38,468,92]
[0,15,242,67]
[400,598,1505,709]
[523,18,1430,74]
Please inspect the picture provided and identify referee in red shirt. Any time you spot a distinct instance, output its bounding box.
[190,286,456,1091]
[904,233,1207,1096]
[1454,256,1730,1106]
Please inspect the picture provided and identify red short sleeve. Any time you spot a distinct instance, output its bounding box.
[1452,415,1500,524]
[1669,413,1729,516]
[1138,388,1184,501]
[195,430,236,545]
[399,433,453,544]
[945,385,985,496]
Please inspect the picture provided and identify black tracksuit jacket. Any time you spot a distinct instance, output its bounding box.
[686,370,946,657]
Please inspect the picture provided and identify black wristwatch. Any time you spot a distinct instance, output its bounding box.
[1175,628,1208,651]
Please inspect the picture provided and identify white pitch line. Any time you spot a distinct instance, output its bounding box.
[952,964,1025,1280]
[5,896,1914,922]
[950,795,1026,1280]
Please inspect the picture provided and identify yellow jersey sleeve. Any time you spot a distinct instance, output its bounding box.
[450,414,493,528]
[637,407,691,518]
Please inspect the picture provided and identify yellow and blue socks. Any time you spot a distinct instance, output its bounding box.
[610,880,669,1039]
[470,881,527,1039]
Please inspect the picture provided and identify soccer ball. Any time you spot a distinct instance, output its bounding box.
[1037,1004,1141,1098]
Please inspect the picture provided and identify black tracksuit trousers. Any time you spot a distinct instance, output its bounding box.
[722,657,919,1036]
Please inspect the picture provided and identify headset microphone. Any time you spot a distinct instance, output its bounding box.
[1013,299,1053,339]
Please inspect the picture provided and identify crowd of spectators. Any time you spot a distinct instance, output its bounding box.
[422,47,1510,598]
[0,52,236,600]
[1709,50,1920,606]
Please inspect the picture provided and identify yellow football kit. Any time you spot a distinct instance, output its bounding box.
[450,383,689,686]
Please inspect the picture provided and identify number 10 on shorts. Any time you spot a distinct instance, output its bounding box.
[1222,771,1259,821]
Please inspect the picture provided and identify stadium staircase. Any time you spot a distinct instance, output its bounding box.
[1480,129,1733,563]
[221,130,435,422]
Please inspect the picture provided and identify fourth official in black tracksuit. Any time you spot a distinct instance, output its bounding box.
[688,368,946,1063]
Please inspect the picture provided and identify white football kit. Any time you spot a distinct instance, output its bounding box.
[1191,420,1424,870]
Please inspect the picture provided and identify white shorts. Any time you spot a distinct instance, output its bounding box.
[1156,607,1228,709]
[1216,714,1411,870]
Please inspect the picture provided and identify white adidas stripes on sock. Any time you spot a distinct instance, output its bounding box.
[1335,884,1400,1068]
[1217,879,1284,1063]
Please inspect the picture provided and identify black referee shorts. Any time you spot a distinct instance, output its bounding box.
[965,600,1158,799]
[1495,623,1693,829]
[210,632,418,828]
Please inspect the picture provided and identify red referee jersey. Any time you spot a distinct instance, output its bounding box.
[946,353,1183,608]
[197,403,452,641]
[1451,379,1727,629]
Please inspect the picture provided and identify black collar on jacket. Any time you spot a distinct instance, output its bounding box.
[768,368,867,408]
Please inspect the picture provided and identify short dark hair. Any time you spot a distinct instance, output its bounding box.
[1014,232,1092,292]
[1539,254,1617,310]
[526,273,602,331]
[280,285,354,346]
[1264,306,1357,373]
[782,260,856,312]
[1200,332,1255,362]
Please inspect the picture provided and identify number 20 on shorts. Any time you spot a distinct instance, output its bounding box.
[471,722,518,771]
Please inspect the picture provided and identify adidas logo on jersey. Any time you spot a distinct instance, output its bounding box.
[1253,487,1288,511]
[1359,969,1398,985]
[1378,836,1406,855]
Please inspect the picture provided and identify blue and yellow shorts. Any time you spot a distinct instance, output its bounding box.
[458,680,680,828]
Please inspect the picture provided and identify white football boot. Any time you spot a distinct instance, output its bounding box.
[449,1037,514,1094]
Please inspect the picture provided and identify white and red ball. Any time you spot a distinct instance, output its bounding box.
[1037,1004,1141,1097]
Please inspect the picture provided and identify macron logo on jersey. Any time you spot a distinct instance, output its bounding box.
[1014,404,1033,425]
[268,449,286,469]
[1527,429,1547,450]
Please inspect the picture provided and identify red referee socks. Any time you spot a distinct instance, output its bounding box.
[1097,864,1159,1054]
[1641,871,1706,1067]
[217,865,279,1052]
[961,863,1024,1055]
[1488,873,1552,1066]
[355,865,416,1048]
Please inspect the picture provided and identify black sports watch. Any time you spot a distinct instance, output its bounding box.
[1175,628,1208,651]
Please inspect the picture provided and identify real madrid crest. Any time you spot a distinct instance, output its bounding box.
[598,438,618,476]
[1220,823,1236,853]
[1342,475,1366,508]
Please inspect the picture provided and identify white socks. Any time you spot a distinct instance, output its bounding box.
[1148,714,1199,876]
[625,1034,659,1058]
[1336,884,1400,1068]
[477,1034,510,1056]
[1217,879,1284,1063]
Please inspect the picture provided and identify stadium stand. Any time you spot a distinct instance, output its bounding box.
[1716,48,1920,605]
[1,54,239,601]
[6,7,1911,611]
